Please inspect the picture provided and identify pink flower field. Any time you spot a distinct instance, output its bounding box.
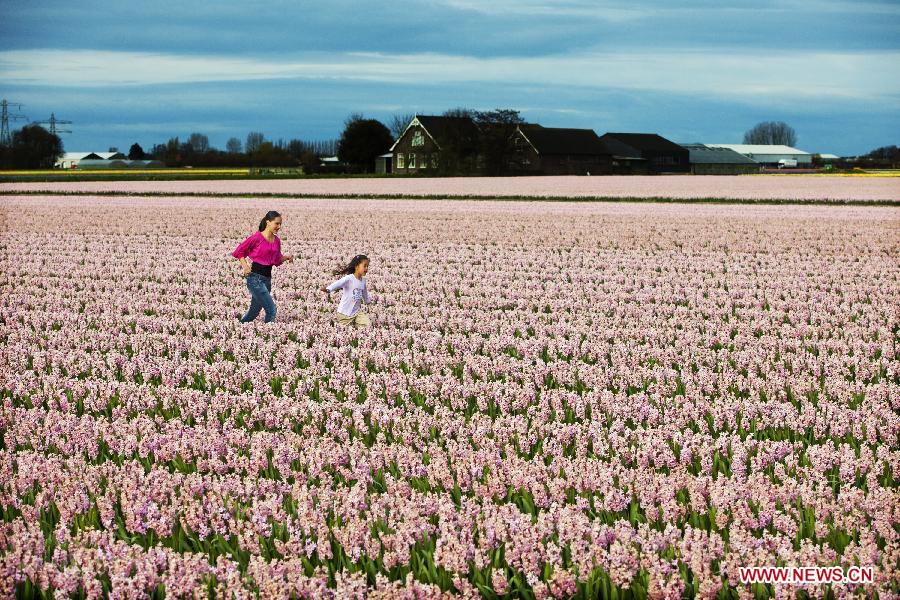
[2,174,899,202]
[1,196,898,599]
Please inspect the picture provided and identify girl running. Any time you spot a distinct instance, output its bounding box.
[321,254,373,328]
[232,210,294,323]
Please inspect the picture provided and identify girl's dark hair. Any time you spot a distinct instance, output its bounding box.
[258,210,281,232]
[333,254,369,276]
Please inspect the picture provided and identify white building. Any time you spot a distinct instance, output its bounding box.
[55,151,127,169]
[705,144,812,166]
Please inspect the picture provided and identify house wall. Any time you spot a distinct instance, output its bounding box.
[375,156,392,174]
[511,139,542,173]
[741,153,812,166]
[511,133,612,175]
[539,154,610,175]
[643,150,691,173]
[393,125,440,174]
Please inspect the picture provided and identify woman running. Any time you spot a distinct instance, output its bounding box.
[232,210,294,323]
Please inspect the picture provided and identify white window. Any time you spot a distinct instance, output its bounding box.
[412,130,425,147]
[409,153,417,169]
[397,153,405,169]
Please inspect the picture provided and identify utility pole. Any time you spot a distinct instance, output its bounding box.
[1,99,28,146]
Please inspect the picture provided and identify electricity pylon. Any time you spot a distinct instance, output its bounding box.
[1,99,28,146]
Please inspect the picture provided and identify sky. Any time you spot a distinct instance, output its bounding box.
[1,0,898,156]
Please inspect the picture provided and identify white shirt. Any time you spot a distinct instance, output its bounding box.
[327,274,370,316]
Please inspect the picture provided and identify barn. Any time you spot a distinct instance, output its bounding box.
[511,124,613,175]
[705,144,812,167]
[681,144,760,175]
[598,133,690,173]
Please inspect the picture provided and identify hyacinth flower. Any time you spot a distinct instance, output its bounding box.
[0,195,897,598]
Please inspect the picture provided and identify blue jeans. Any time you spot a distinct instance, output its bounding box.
[240,273,277,323]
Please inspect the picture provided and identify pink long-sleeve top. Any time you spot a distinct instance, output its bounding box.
[232,231,284,265]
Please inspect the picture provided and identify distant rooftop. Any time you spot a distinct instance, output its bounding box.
[680,144,758,164]
[517,124,608,155]
[706,144,810,155]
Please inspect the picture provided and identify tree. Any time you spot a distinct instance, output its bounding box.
[298,151,321,174]
[474,108,525,176]
[4,124,64,169]
[128,143,145,160]
[226,137,243,154]
[337,117,393,173]
[865,145,898,160]
[388,113,415,140]
[743,121,797,146]
[420,107,481,175]
[862,144,899,168]
[443,107,477,119]
[164,136,181,166]
[189,132,210,153]
[246,132,266,154]
[344,113,365,128]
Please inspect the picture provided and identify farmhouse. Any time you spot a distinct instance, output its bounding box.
[681,144,760,175]
[598,133,690,173]
[511,124,614,175]
[705,144,812,167]
[391,115,479,174]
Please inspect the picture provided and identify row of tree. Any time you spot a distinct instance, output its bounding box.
[134,132,340,170]
[2,117,897,171]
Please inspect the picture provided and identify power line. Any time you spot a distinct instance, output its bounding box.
[36,112,73,136]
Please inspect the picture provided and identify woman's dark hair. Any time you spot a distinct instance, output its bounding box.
[333,254,369,276]
[259,210,281,232]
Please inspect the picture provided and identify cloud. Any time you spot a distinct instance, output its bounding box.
[436,0,900,20]
[2,48,898,104]
[436,0,654,22]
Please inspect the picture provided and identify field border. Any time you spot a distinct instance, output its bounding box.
[1,190,899,206]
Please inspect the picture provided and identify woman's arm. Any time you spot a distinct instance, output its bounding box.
[232,233,259,258]
[233,233,260,275]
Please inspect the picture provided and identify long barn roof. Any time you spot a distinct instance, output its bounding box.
[680,144,759,164]
[517,124,609,155]
[706,144,810,155]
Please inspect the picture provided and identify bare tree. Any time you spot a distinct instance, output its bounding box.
[388,113,415,139]
[743,121,797,146]
[443,107,477,119]
[245,132,266,154]
[226,137,242,154]
[188,132,209,153]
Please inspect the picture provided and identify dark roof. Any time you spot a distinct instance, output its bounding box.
[518,124,610,155]
[414,115,479,148]
[680,144,758,165]
[599,133,687,154]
